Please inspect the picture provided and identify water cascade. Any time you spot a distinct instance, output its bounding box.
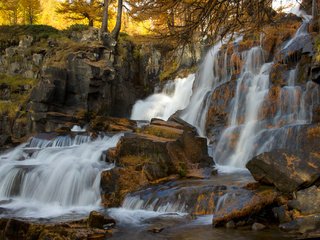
[131,38,239,135]
[131,74,195,121]
[179,42,231,135]
[0,134,121,218]
[214,18,319,167]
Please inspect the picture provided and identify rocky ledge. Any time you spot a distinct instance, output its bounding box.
[100,117,214,207]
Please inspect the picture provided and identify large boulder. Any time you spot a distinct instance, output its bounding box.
[100,118,214,207]
[246,149,320,193]
[87,211,116,229]
[246,123,320,193]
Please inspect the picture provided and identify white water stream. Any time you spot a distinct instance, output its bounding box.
[131,74,195,121]
[0,134,121,218]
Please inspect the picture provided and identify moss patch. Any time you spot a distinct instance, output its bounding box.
[0,74,36,119]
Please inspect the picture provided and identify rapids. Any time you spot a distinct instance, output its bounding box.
[0,134,122,218]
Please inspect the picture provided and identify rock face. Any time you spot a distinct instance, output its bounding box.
[205,81,236,144]
[0,26,205,141]
[100,118,214,207]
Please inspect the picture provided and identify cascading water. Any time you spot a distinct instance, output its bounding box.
[0,134,121,218]
[131,38,238,135]
[179,42,230,135]
[214,16,319,168]
[131,74,195,121]
[214,47,272,167]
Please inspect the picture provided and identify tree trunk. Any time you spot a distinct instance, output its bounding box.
[89,18,94,27]
[101,0,109,33]
[111,0,123,40]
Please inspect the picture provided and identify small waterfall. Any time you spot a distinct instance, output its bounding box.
[122,195,187,213]
[26,135,92,149]
[282,22,309,51]
[130,74,195,121]
[0,134,121,218]
[214,47,272,167]
[180,42,231,135]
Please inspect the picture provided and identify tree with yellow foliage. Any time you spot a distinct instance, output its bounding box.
[0,0,41,25]
[20,0,41,24]
[57,0,103,27]
[0,0,20,24]
[128,0,275,45]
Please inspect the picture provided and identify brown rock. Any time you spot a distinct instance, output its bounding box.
[246,149,320,193]
[4,219,30,239]
[87,211,116,229]
[147,226,164,233]
[288,186,320,215]
[90,116,137,133]
[0,217,112,240]
[212,189,278,227]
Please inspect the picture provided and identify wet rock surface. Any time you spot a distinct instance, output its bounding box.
[206,81,236,144]
[120,172,254,215]
[279,214,320,235]
[88,211,116,229]
[212,188,278,227]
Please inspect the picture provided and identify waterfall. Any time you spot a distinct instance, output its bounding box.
[214,47,272,167]
[214,20,319,167]
[179,42,231,135]
[0,134,121,218]
[131,37,239,135]
[130,14,319,169]
[131,74,195,121]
